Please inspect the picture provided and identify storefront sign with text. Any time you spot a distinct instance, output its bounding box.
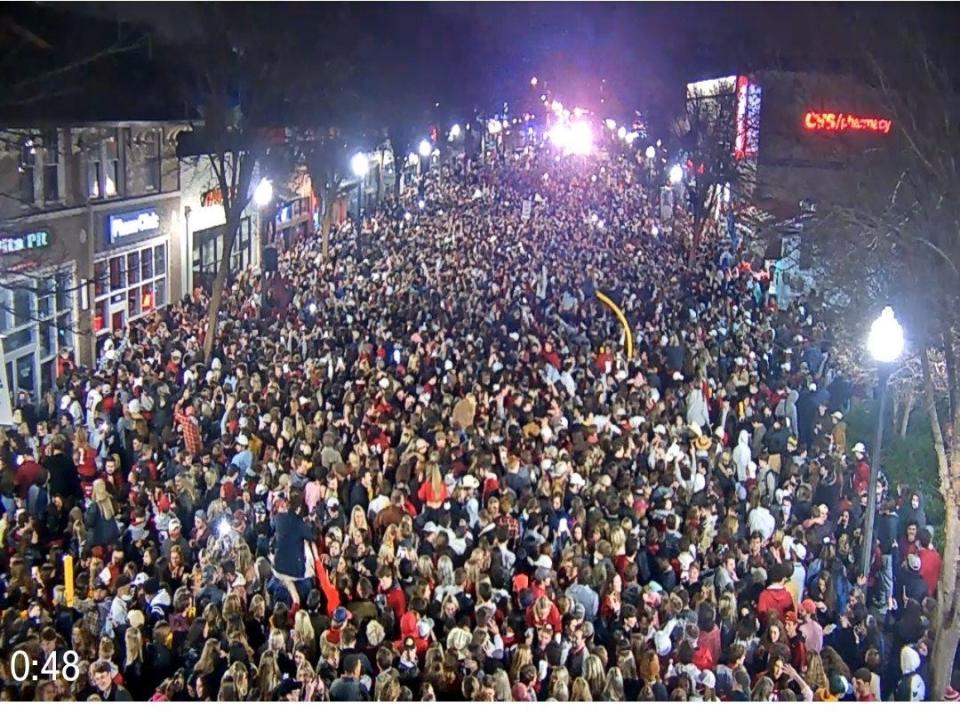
[107,208,161,243]
[0,229,50,255]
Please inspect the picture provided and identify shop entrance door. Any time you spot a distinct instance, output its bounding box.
[109,294,127,334]
[4,351,38,400]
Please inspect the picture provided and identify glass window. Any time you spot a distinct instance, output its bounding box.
[56,270,73,312]
[13,286,34,329]
[154,243,166,276]
[4,329,34,353]
[141,246,154,279]
[41,359,53,396]
[94,260,108,297]
[19,139,36,204]
[57,311,74,349]
[40,320,55,359]
[88,158,101,198]
[111,309,125,333]
[154,277,167,307]
[104,137,119,197]
[38,295,53,320]
[94,300,107,333]
[42,129,60,202]
[128,285,141,317]
[141,284,155,312]
[0,289,8,333]
[15,354,35,395]
[127,252,140,285]
[109,256,125,290]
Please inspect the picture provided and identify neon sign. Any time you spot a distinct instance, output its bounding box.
[803,111,892,135]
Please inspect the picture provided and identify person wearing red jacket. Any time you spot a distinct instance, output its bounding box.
[525,596,562,633]
[917,529,942,596]
[757,563,797,626]
[377,565,407,623]
[784,611,808,671]
[852,443,871,495]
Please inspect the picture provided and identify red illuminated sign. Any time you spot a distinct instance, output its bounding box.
[803,111,892,135]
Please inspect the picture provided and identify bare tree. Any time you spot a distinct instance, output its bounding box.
[803,20,960,698]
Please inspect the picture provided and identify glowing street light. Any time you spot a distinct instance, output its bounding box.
[418,140,432,158]
[351,152,369,238]
[860,305,905,580]
[604,118,616,131]
[530,76,538,87]
[487,119,503,135]
[253,178,273,207]
[669,164,684,184]
[867,307,904,363]
[645,145,657,159]
[449,124,461,140]
[351,152,369,178]
[617,126,627,140]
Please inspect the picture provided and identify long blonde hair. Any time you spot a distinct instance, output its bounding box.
[124,628,143,667]
[92,480,115,520]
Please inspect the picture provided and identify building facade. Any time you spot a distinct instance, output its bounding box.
[0,123,185,397]
[178,156,263,296]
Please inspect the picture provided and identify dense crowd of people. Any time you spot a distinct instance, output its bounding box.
[0,142,955,702]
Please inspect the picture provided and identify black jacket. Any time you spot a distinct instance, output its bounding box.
[272,512,315,578]
[44,452,82,502]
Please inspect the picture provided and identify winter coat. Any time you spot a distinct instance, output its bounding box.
[685,388,710,429]
[84,501,120,552]
[733,430,752,482]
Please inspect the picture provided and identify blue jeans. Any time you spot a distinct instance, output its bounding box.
[877,554,894,609]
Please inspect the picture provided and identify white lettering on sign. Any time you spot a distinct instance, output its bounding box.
[109,211,160,241]
[0,230,50,254]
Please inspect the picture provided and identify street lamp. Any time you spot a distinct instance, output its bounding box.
[253,178,274,315]
[418,140,432,175]
[449,124,461,140]
[351,152,369,238]
[645,145,656,160]
[860,306,905,581]
[669,164,684,184]
[617,126,627,140]
[253,178,273,207]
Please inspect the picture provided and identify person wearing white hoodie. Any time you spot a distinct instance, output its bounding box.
[733,430,752,483]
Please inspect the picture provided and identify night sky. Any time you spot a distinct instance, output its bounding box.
[6,2,959,132]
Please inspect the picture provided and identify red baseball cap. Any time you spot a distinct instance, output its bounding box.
[801,599,817,615]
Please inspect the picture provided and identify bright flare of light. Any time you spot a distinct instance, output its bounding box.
[645,145,656,159]
[418,200,426,209]
[867,306,904,363]
[551,100,563,114]
[253,178,273,207]
[604,118,616,130]
[530,76,538,87]
[669,164,684,184]
[351,152,369,177]
[418,140,432,157]
[309,303,317,314]
[403,212,412,221]
[651,226,660,237]
[617,126,627,140]
[408,152,419,165]
[567,121,593,155]
[573,107,586,117]
[217,520,231,537]
[487,119,503,135]
[449,124,461,139]
[625,131,639,144]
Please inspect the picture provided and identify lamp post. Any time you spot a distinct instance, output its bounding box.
[861,306,905,581]
[351,152,369,241]
[253,178,273,317]
[418,140,432,175]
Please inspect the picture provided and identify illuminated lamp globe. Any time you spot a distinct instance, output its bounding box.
[530,76,538,87]
[604,118,616,130]
[645,145,656,159]
[669,164,684,184]
[867,306,904,363]
[418,140,433,158]
[617,126,627,140]
[351,152,369,178]
[449,124,461,139]
[487,119,503,135]
[408,152,420,165]
[253,178,273,207]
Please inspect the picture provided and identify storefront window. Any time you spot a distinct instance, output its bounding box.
[110,256,125,290]
[92,239,168,339]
